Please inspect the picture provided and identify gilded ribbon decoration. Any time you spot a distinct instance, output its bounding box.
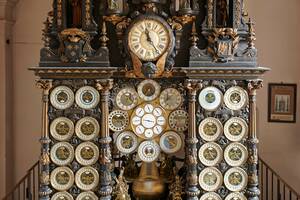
[246,80,263,200]
[185,79,202,200]
[36,79,53,200]
[96,79,114,200]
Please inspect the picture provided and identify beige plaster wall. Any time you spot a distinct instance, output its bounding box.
[247,0,300,192]
[1,0,299,197]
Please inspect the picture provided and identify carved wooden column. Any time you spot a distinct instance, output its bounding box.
[246,80,263,200]
[96,79,114,200]
[185,79,202,200]
[36,79,53,200]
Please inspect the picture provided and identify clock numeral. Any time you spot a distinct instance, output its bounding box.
[158,44,165,50]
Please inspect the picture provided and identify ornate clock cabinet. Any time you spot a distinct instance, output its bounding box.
[30,0,269,200]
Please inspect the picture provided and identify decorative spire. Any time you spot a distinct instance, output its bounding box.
[100,21,109,47]
[246,18,256,49]
[189,21,199,47]
[42,18,51,48]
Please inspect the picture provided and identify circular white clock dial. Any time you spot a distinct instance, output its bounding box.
[116,88,139,111]
[224,86,248,111]
[159,88,182,110]
[76,192,98,200]
[159,131,182,154]
[131,103,167,139]
[198,142,223,167]
[224,143,248,167]
[50,167,74,191]
[224,117,248,142]
[50,142,74,166]
[75,86,100,109]
[199,167,223,192]
[138,140,161,163]
[199,87,223,111]
[108,110,129,132]
[224,167,248,192]
[50,86,74,110]
[137,79,161,102]
[169,110,189,132]
[198,117,223,142]
[75,142,99,166]
[50,117,74,141]
[128,18,170,61]
[116,131,138,154]
[75,167,99,191]
[225,192,247,200]
[51,192,74,200]
[200,192,222,200]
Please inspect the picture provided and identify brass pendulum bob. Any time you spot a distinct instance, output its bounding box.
[132,162,165,200]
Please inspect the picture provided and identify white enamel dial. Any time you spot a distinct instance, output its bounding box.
[159,88,182,110]
[108,110,129,132]
[131,103,167,139]
[128,18,170,61]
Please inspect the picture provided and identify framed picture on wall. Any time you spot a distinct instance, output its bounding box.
[268,83,297,123]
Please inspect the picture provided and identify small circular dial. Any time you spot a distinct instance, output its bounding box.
[200,192,222,200]
[116,131,138,154]
[131,103,167,139]
[76,192,98,200]
[169,110,189,132]
[75,142,99,166]
[159,88,182,110]
[198,142,223,167]
[108,110,129,132]
[116,88,139,111]
[50,117,74,141]
[75,117,100,141]
[224,117,248,142]
[199,167,223,192]
[50,142,74,166]
[75,167,99,191]
[75,86,100,109]
[160,131,182,154]
[198,118,223,142]
[137,79,161,101]
[224,143,248,167]
[50,167,74,191]
[128,18,170,61]
[199,87,223,111]
[138,140,161,163]
[224,86,248,111]
[225,192,247,200]
[50,86,74,110]
[51,192,74,200]
[224,167,248,192]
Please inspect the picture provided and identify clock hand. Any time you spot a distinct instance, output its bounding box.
[145,28,161,55]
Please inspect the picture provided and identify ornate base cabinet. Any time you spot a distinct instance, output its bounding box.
[30,0,269,200]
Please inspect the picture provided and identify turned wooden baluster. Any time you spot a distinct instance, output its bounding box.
[36,79,53,200]
[185,79,202,200]
[96,79,114,200]
[247,80,263,200]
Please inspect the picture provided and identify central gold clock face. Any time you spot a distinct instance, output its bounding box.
[128,18,170,61]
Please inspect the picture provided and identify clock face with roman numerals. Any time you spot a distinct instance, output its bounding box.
[128,17,171,62]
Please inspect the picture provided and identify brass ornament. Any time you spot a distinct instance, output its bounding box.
[113,167,131,200]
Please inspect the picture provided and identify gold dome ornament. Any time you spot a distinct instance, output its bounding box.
[132,162,166,200]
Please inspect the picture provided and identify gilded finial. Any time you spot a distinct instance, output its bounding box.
[100,21,109,47]
[190,21,199,47]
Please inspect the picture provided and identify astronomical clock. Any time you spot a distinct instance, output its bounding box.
[30,0,269,200]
